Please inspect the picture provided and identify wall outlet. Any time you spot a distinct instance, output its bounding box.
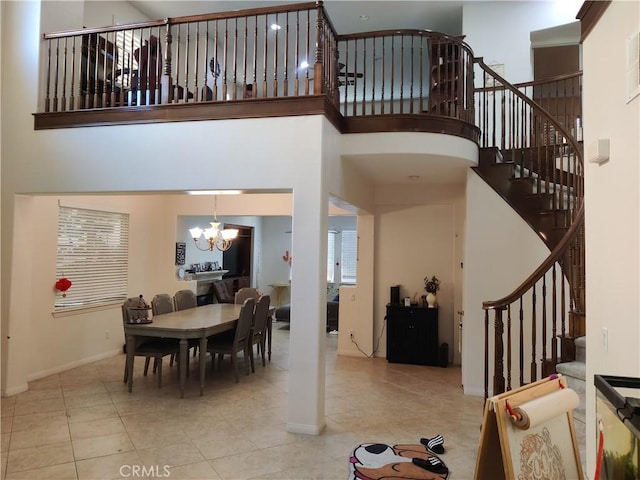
[602,327,608,352]
[104,330,110,340]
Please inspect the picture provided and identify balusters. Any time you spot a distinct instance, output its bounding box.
[518,297,524,387]
[493,308,505,395]
[174,24,182,103]
[242,16,249,98]
[506,305,512,391]
[530,283,537,383]
[70,38,77,110]
[60,37,69,112]
[252,16,257,98]
[194,22,201,102]
[53,38,60,112]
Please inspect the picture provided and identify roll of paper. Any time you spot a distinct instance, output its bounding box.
[511,388,580,430]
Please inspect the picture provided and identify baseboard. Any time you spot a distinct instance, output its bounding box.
[463,385,486,397]
[2,383,29,397]
[287,421,326,435]
[26,348,122,383]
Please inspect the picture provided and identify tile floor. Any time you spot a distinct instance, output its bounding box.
[1,324,486,479]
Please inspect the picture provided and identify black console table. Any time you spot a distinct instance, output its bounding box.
[386,304,439,366]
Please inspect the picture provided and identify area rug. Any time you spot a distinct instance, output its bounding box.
[349,442,449,480]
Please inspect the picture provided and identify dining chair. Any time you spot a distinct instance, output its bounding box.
[121,297,179,388]
[174,289,197,311]
[234,287,261,305]
[151,293,178,365]
[151,293,174,315]
[250,294,271,370]
[207,297,255,382]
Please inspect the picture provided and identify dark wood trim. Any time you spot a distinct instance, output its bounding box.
[576,1,612,43]
[34,95,482,142]
[34,95,344,131]
[343,114,480,143]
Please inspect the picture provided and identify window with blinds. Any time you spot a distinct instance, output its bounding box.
[327,231,336,283]
[341,230,357,284]
[55,206,129,310]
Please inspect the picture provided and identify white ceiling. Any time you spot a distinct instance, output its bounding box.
[129,1,465,36]
[127,1,469,188]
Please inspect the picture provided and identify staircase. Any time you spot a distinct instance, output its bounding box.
[473,59,585,399]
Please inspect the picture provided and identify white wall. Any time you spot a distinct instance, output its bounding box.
[462,0,583,84]
[583,1,640,474]
[463,169,550,396]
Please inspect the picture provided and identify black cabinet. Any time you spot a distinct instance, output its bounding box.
[386,305,438,366]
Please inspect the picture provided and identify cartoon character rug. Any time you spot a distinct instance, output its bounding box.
[349,441,449,480]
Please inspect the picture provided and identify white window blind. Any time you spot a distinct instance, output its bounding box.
[327,232,336,283]
[341,230,357,284]
[56,206,129,310]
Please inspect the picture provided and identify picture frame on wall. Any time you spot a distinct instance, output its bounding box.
[175,242,186,265]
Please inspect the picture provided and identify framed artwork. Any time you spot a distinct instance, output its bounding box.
[175,242,186,265]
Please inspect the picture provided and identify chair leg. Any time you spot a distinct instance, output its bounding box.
[231,353,239,383]
[247,340,255,374]
[153,358,159,374]
[144,357,151,376]
[261,338,266,367]
[156,359,163,388]
[123,363,128,383]
[170,353,175,366]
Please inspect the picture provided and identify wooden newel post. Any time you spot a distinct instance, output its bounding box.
[161,20,173,104]
[493,309,506,395]
[313,2,324,95]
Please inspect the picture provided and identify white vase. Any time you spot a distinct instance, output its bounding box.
[426,292,437,308]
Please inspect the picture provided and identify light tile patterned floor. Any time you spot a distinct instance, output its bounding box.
[1,325,485,480]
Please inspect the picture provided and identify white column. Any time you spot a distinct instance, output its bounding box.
[286,184,328,434]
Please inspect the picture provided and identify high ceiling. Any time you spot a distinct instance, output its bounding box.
[129,1,465,36]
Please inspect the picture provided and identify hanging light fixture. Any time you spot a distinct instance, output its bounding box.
[188,196,239,252]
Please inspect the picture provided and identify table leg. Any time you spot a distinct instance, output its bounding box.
[179,339,188,398]
[199,336,207,396]
[267,315,273,362]
[126,335,135,393]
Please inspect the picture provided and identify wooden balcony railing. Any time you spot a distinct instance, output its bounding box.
[37,1,477,140]
[41,2,334,111]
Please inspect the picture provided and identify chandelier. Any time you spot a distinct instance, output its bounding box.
[188,197,239,252]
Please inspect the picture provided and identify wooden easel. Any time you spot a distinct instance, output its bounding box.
[474,375,584,479]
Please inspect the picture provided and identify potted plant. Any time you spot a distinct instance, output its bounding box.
[423,275,440,308]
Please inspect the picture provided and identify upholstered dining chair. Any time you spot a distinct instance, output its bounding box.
[174,289,197,311]
[234,287,261,305]
[207,297,255,383]
[151,293,174,316]
[151,293,177,365]
[172,289,200,359]
[121,297,179,388]
[249,294,271,370]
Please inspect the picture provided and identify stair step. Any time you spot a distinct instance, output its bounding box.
[556,360,586,382]
[575,336,586,363]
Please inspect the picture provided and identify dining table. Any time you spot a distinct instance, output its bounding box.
[124,303,275,398]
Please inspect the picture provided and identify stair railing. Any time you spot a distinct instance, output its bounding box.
[474,58,585,399]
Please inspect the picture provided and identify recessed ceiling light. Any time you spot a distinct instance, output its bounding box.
[408,175,421,180]
[359,15,369,21]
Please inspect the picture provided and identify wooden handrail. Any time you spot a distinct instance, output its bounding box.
[475,57,583,162]
[476,71,583,93]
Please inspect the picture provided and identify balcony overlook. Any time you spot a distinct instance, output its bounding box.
[36,1,479,142]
